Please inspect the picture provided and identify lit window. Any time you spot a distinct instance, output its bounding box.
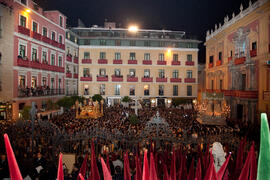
[159,53,164,61]
[144,85,149,96]
[20,15,26,27]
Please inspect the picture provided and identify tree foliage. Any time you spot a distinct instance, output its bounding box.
[21,106,31,120]
[129,114,140,125]
[92,94,103,102]
[122,96,131,103]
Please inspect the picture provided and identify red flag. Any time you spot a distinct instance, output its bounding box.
[142,150,150,180]
[77,154,88,180]
[135,153,142,180]
[124,152,131,180]
[235,138,246,178]
[4,133,23,180]
[163,163,170,180]
[170,149,176,180]
[249,143,257,180]
[79,173,85,180]
[195,158,202,180]
[203,144,210,171]
[90,140,100,180]
[101,157,113,180]
[216,154,231,180]
[187,158,195,180]
[238,143,256,180]
[57,153,64,180]
[106,154,111,174]
[150,153,158,180]
[204,151,217,180]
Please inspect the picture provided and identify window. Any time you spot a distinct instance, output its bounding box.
[129,69,136,77]
[99,69,106,76]
[211,80,214,90]
[173,85,178,96]
[218,52,222,60]
[172,70,179,78]
[173,54,178,61]
[84,85,89,95]
[187,54,192,61]
[19,44,26,57]
[58,56,62,67]
[159,53,164,61]
[84,52,90,59]
[115,84,121,95]
[242,74,246,91]
[115,40,121,46]
[51,78,55,89]
[59,35,63,44]
[58,79,62,89]
[51,54,55,65]
[114,69,121,76]
[42,51,47,63]
[51,32,56,41]
[130,40,136,46]
[129,85,135,96]
[187,70,193,78]
[42,27,47,37]
[21,0,27,5]
[159,85,164,96]
[159,69,165,78]
[59,16,63,27]
[209,56,214,63]
[100,52,106,59]
[130,52,136,60]
[144,69,150,78]
[31,48,37,61]
[144,85,149,96]
[31,76,37,88]
[220,79,223,90]
[42,77,47,86]
[230,51,233,57]
[32,22,38,33]
[115,52,121,60]
[100,84,105,95]
[100,40,106,45]
[252,42,257,50]
[144,53,150,60]
[83,68,90,77]
[19,75,26,87]
[187,86,192,96]
[20,15,26,27]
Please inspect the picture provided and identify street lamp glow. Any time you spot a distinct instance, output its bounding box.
[167,49,171,54]
[26,9,31,13]
[128,26,138,32]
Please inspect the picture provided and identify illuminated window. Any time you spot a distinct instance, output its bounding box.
[129,69,136,77]
[42,77,47,86]
[19,75,26,87]
[114,69,121,76]
[144,85,149,96]
[31,76,37,88]
[159,53,164,61]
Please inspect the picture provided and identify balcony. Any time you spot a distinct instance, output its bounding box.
[216,60,222,66]
[29,60,42,69]
[51,40,59,47]
[143,60,152,65]
[127,75,138,82]
[171,61,181,66]
[128,60,137,64]
[98,59,108,64]
[58,44,65,50]
[97,75,108,81]
[73,57,79,64]
[141,77,153,82]
[112,75,123,82]
[185,61,194,66]
[170,78,182,83]
[156,77,167,82]
[250,49,257,57]
[18,25,30,36]
[41,36,51,44]
[80,76,92,81]
[18,88,65,98]
[234,57,246,65]
[209,63,213,68]
[223,90,258,99]
[66,72,72,78]
[82,59,92,64]
[66,55,72,62]
[157,60,167,65]
[73,74,78,79]
[184,78,196,83]
[31,31,41,40]
[113,59,123,64]
[17,57,29,67]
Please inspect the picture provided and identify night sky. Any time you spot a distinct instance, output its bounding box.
[37,0,251,62]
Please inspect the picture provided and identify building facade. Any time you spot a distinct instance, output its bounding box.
[70,24,200,106]
[0,0,66,119]
[65,29,79,96]
[204,0,270,123]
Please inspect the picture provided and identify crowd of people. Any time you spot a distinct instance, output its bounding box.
[0,104,259,179]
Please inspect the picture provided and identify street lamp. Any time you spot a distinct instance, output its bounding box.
[128,25,138,33]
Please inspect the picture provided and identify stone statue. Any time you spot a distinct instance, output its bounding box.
[211,142,226,171]
[29,102,37,122]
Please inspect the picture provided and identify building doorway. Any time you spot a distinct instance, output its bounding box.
[157,98,165,107]
[237,104,243,120]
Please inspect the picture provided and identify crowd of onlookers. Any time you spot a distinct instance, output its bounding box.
[0,104,259,179]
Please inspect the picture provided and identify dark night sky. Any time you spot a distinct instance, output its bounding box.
[37,0,251,62]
